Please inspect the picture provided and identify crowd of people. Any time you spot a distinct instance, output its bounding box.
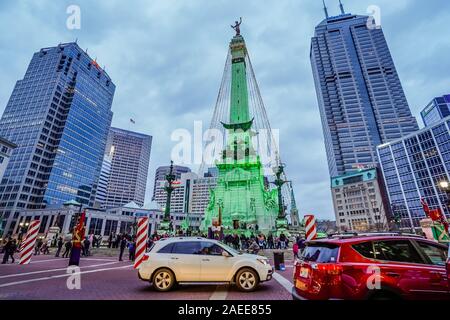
[1,230,307,264]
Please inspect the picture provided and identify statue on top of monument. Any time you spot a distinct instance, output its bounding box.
[231,17,242,36]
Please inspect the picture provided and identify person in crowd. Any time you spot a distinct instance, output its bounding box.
[34,238,43,255]
[119,234,128,261]
[55,237,63,257]
[293,241,299,259]
[108,233,113,248]
[1,238,16,264]
[82,237,91,256]
[41,240,50,255]
[62,239,72,258]
[128,238,136,261]
[248,239,260,255]
[279,233,286,249]
[267,233,274,249]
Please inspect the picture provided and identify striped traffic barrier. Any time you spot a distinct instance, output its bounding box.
[134,217,149,269]
[304,215,317,241]
[19,220,41,265]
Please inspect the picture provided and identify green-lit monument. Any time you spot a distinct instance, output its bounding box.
[201,20,281,236]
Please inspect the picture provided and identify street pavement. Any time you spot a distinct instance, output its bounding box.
[0,251,294,300]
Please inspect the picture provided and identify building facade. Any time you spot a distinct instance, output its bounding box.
[331,168,390,232]
[377,116,450,231]
[152,165,190,200]
[0,137,17,182]
[94,154,112,207]
[0,42,115,235]
[102,127,152,208]
[310,10,418,177]
[421,94,450,127]
[153,171,217,218]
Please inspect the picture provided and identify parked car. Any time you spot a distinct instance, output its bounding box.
[292,234,450,300]
[137,237,273,292]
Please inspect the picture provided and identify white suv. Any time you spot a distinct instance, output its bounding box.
[137,237,274,292]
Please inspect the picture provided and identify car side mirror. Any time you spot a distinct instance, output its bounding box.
[222,251,231,257]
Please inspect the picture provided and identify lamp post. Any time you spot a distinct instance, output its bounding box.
[272,163,289,235]
[158,161,176,236]
[18,221,30,242]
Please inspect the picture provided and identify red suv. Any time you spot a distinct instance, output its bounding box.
[292,234,450,300]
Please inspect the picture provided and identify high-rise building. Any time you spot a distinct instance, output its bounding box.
[152,165,190,200]
[331,168,390,232]
[102,127,152,208]
[0,137,17,182]
[153,171,217,217]
[420,94,450,127]
[0,42,115,234]
[377,115,450,231]
[310,5,418,177]
[94,154,112,207]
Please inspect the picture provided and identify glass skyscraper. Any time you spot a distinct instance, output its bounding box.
[0,42,115,234]
[420,94,450,127]
[310,9,419,177]
[377,116,450,231]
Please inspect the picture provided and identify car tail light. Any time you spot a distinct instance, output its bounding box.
[142,254,149,262]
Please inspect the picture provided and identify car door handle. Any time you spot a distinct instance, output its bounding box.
[386,272,400,278]
[202,259,210,262]
[170,257,179,260]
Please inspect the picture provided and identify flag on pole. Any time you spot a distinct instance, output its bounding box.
[130,118,136,124]
[69,210,86,266]
[134,217,149,269]
[19,220,41,265]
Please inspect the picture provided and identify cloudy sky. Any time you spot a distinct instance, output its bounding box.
[0,0,449,220]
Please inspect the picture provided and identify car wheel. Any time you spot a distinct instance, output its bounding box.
[235,268,259,292]
[152,268,176,292]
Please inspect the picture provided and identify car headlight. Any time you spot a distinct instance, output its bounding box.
[257,258,269,266]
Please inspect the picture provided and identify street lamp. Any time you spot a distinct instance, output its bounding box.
[18,221,30,241]
[158,161,176,236]
[271,163,289,235]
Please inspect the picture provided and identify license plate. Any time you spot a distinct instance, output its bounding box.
[300,267,309,278]
[295,279,308,291]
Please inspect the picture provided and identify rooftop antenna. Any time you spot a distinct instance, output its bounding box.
[339,0,345,14]
[75,38,78,44]
[322,0,329,19]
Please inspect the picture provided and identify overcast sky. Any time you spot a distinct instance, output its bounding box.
[0,0,449,220]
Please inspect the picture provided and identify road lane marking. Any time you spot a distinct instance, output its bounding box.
[0,258,66,266]
[272,272,293,293]
[0,261,120,279]
[209,285,229,300]
[0,265,133,288]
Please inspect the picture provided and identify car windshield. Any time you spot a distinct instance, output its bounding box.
[218,242,241,255]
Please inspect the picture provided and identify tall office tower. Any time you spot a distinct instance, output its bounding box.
[0,42,115,234]
[94,154,112,208]
[420,94,450,127]
[310,3,418,177]
[102,127,152,208]
[152,165,190,200]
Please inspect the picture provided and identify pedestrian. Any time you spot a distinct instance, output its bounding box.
[55,237,63,257]
[41,240,50,255]
[62,239,72,258]
[119,234,127,261]
[34,238,43,255]
[108,233,113,248]
[83,238,91,256]
[293,242,299,259]
[96,234,102,248]
[268,234,274,249]
[128,239,136,261]
[248,240,260,255]
[1,238,16,264]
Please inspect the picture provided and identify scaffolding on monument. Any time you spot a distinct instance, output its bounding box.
[198,41,298,229]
